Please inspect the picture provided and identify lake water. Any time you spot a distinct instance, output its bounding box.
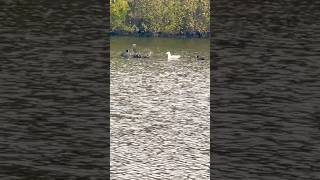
[0,1,108,179]
[110,36,210,179]
[212,0,320,179]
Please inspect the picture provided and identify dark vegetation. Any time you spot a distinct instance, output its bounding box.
[110,0,210,38]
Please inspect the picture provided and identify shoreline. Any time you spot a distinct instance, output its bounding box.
[110,31,210,39]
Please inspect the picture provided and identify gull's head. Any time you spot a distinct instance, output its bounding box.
[166,52,170,55]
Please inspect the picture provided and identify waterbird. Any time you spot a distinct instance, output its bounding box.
[132,51,152,58]
[132,44,137,53]
[131,44,142,58]
[120,49,130,59]
[132,52,142,58]
[142,51,152,58]
[196,55,205,60]
[129,44,153,59]
[166,52,181,60]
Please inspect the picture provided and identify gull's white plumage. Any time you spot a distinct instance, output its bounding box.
[166,52,181,60]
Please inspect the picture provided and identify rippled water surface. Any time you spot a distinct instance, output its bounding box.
[212,0,320,179]
[111,36,210,179]
[0,1,107,178]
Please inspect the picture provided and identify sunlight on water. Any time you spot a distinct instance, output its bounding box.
[111,36,210,179]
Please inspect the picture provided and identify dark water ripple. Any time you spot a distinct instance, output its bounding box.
[212,0,320,179]
[0,1,108,179]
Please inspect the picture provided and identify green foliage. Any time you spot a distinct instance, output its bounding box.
[111,0,209,34]
[110,0,129,31]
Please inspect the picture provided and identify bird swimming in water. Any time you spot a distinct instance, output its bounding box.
[142,51,152,58]
[132,53,142,58]
[131,44,142,58]
[120,49,130,59]
[131,44,152,59]
[132,51,152,58]
[196,55,205,60]
[132,44,137,53]
[166,52,181,60]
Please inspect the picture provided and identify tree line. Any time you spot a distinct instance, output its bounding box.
[110,0,209,37]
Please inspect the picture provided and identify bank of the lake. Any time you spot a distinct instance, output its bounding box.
[110,31,210,38]
[111,0,210,38]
